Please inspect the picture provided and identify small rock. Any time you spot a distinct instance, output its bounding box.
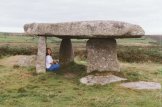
[120,81,161,90]
[80,75,127,85]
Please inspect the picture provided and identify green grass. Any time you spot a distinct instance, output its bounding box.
[0,33,160,45]
[117,45,162,63]
[117,37,156,45]
[0,35,38,43]
[0,35,87,43]
[0,62,161,107]
[0,44,162,63]
[1,35,162,63]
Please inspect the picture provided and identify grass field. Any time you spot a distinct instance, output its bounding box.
[0,34,162,107]
[0,62,161,107]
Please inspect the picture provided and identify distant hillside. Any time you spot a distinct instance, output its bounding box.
[0,32,26,36]
[145,35,162,44]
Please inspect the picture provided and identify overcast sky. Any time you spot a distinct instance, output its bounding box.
[0,0,161,34]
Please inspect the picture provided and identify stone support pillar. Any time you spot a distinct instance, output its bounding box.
[36,36,47,73]
[59,38,74,65]
[86,38,120,73]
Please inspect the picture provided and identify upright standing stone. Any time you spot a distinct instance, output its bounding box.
[86,38,120,73]
[59,38,74,65]
[36,36,47,73]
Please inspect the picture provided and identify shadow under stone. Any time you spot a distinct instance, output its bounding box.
[55,62,87,77]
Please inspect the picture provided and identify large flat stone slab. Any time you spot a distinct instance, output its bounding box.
[120,81,161,90]
[24,20,144,38]
[80,75,127,85]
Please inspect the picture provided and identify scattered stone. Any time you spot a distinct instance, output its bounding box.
[80,75,127,85]
[24,20,144,38]
[120,81,161,90]
[86,38,120,73]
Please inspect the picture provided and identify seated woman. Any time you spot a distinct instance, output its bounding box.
[46,48,60,71]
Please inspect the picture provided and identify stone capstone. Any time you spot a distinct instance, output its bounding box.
[80,75,127,85]
[24,20,145,38]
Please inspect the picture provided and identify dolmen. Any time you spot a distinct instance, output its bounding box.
[24,20,145,74]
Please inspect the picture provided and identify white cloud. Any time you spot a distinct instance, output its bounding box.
[0,0,162,34]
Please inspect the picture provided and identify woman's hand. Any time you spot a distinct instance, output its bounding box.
[50,61,56,64]
[53,60,59,64]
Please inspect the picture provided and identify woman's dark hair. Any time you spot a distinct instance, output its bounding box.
[46,48,52,55]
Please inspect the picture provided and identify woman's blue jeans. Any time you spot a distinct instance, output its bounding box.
[47,64,60,71]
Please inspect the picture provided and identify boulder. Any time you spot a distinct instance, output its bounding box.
[80,75,127,85]
[120,81,161,90]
